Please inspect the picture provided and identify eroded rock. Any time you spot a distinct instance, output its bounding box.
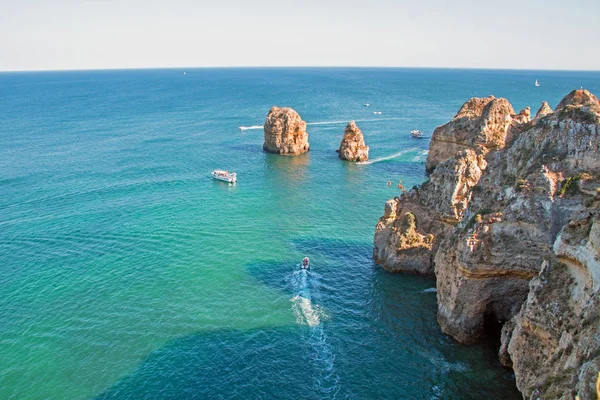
[373,89,600,397]
[337,121,369,161]
[263,106,309,155]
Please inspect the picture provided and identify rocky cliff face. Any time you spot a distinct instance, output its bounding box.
[337,121,369,162]
[374,89,600,398]
[263,107,310,155]
[424,96,530,173]
[500,211,600,399]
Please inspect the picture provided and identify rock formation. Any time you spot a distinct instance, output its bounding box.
[337,121,369,162]
[373,89,600,398]
[263,106,309,155]
[424,96,527,173]
[534,101,553,121]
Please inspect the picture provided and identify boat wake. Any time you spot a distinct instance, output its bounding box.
[289,269,325,327]
[238,125,264,131]
[239,118,407,131]
[287,268,340,397]
[412,149,430,162]
[306,117,406,126]
[356,147,420,165]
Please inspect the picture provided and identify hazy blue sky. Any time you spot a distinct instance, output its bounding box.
[1,0,598,71]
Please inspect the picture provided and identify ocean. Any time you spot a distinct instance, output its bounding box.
[1,67,599,399]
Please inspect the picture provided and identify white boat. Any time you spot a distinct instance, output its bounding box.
[301,257,310,270]
[411,129,423,138]
[535,79,540,87]
[364,103,370,107]
[212,170,237,183]
[373,111,382,115]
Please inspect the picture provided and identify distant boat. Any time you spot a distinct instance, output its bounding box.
[212,170,237,183]
[364,103,370,107]
[183,72,187,75]
[373,111,382,115]
[410,130,423,138]
[535,79,540,87]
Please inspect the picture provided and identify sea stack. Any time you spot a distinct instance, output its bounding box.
[337,121,369,162]
[263,106,309,155]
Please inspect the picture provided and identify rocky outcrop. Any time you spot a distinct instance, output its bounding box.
[374,89,600,397]
[425,96,528,173]
[374,150,485,274]
[263,107,309,155]
[337,121,369,161]
[534,101,553,121]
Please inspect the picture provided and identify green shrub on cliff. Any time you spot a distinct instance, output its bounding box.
[559,175,581,197]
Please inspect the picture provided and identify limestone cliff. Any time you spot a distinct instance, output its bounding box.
[500,212,600,399]
[373,89,600,398]
[263,106,310,155]
[424,96,530,173]
[337,121,369,162]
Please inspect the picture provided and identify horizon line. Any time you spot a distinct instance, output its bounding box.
[1,65,600,74]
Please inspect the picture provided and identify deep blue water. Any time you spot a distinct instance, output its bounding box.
[1,68,599,399]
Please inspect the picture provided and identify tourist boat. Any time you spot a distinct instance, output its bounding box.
[211,170,237,183]
[535,79,540,87]
[301,257,310,270]
[411,129,423,138]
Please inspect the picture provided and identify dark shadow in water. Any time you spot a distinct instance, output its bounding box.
[95,327,330,400]
[96,237,520,400]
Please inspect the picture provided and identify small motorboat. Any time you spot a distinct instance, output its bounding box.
[373,111,382,115]
[364,103,370,107]
[301,257,310,270]
[410,129,423,138]
[212,170,237,183]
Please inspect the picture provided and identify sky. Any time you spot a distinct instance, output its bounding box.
[0,0,599,71]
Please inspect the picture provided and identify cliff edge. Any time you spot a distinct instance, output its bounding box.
[374,89,600,398]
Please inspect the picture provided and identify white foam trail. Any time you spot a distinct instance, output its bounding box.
[308,326,340,397]
[306,117,405,126]
[238,125,263,130]
[289,269,324,327]
[412,149,430,162]
[239,118,408,131]
[356,147,420,165]
[422,287,437,293]
[291,295,321,327]
[287,268,340,396]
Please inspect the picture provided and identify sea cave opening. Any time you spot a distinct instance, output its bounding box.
[482,309,504,352]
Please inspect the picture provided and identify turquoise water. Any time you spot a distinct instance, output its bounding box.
[1,68,599,399]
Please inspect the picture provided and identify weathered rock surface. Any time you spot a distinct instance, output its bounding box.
[534,101,553,121]
[374,89,600,398]
[425,96,527,173]
[502,212,600,399]
[374,150,485,274]
[263,106,309,155]
[337,121,369,161]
